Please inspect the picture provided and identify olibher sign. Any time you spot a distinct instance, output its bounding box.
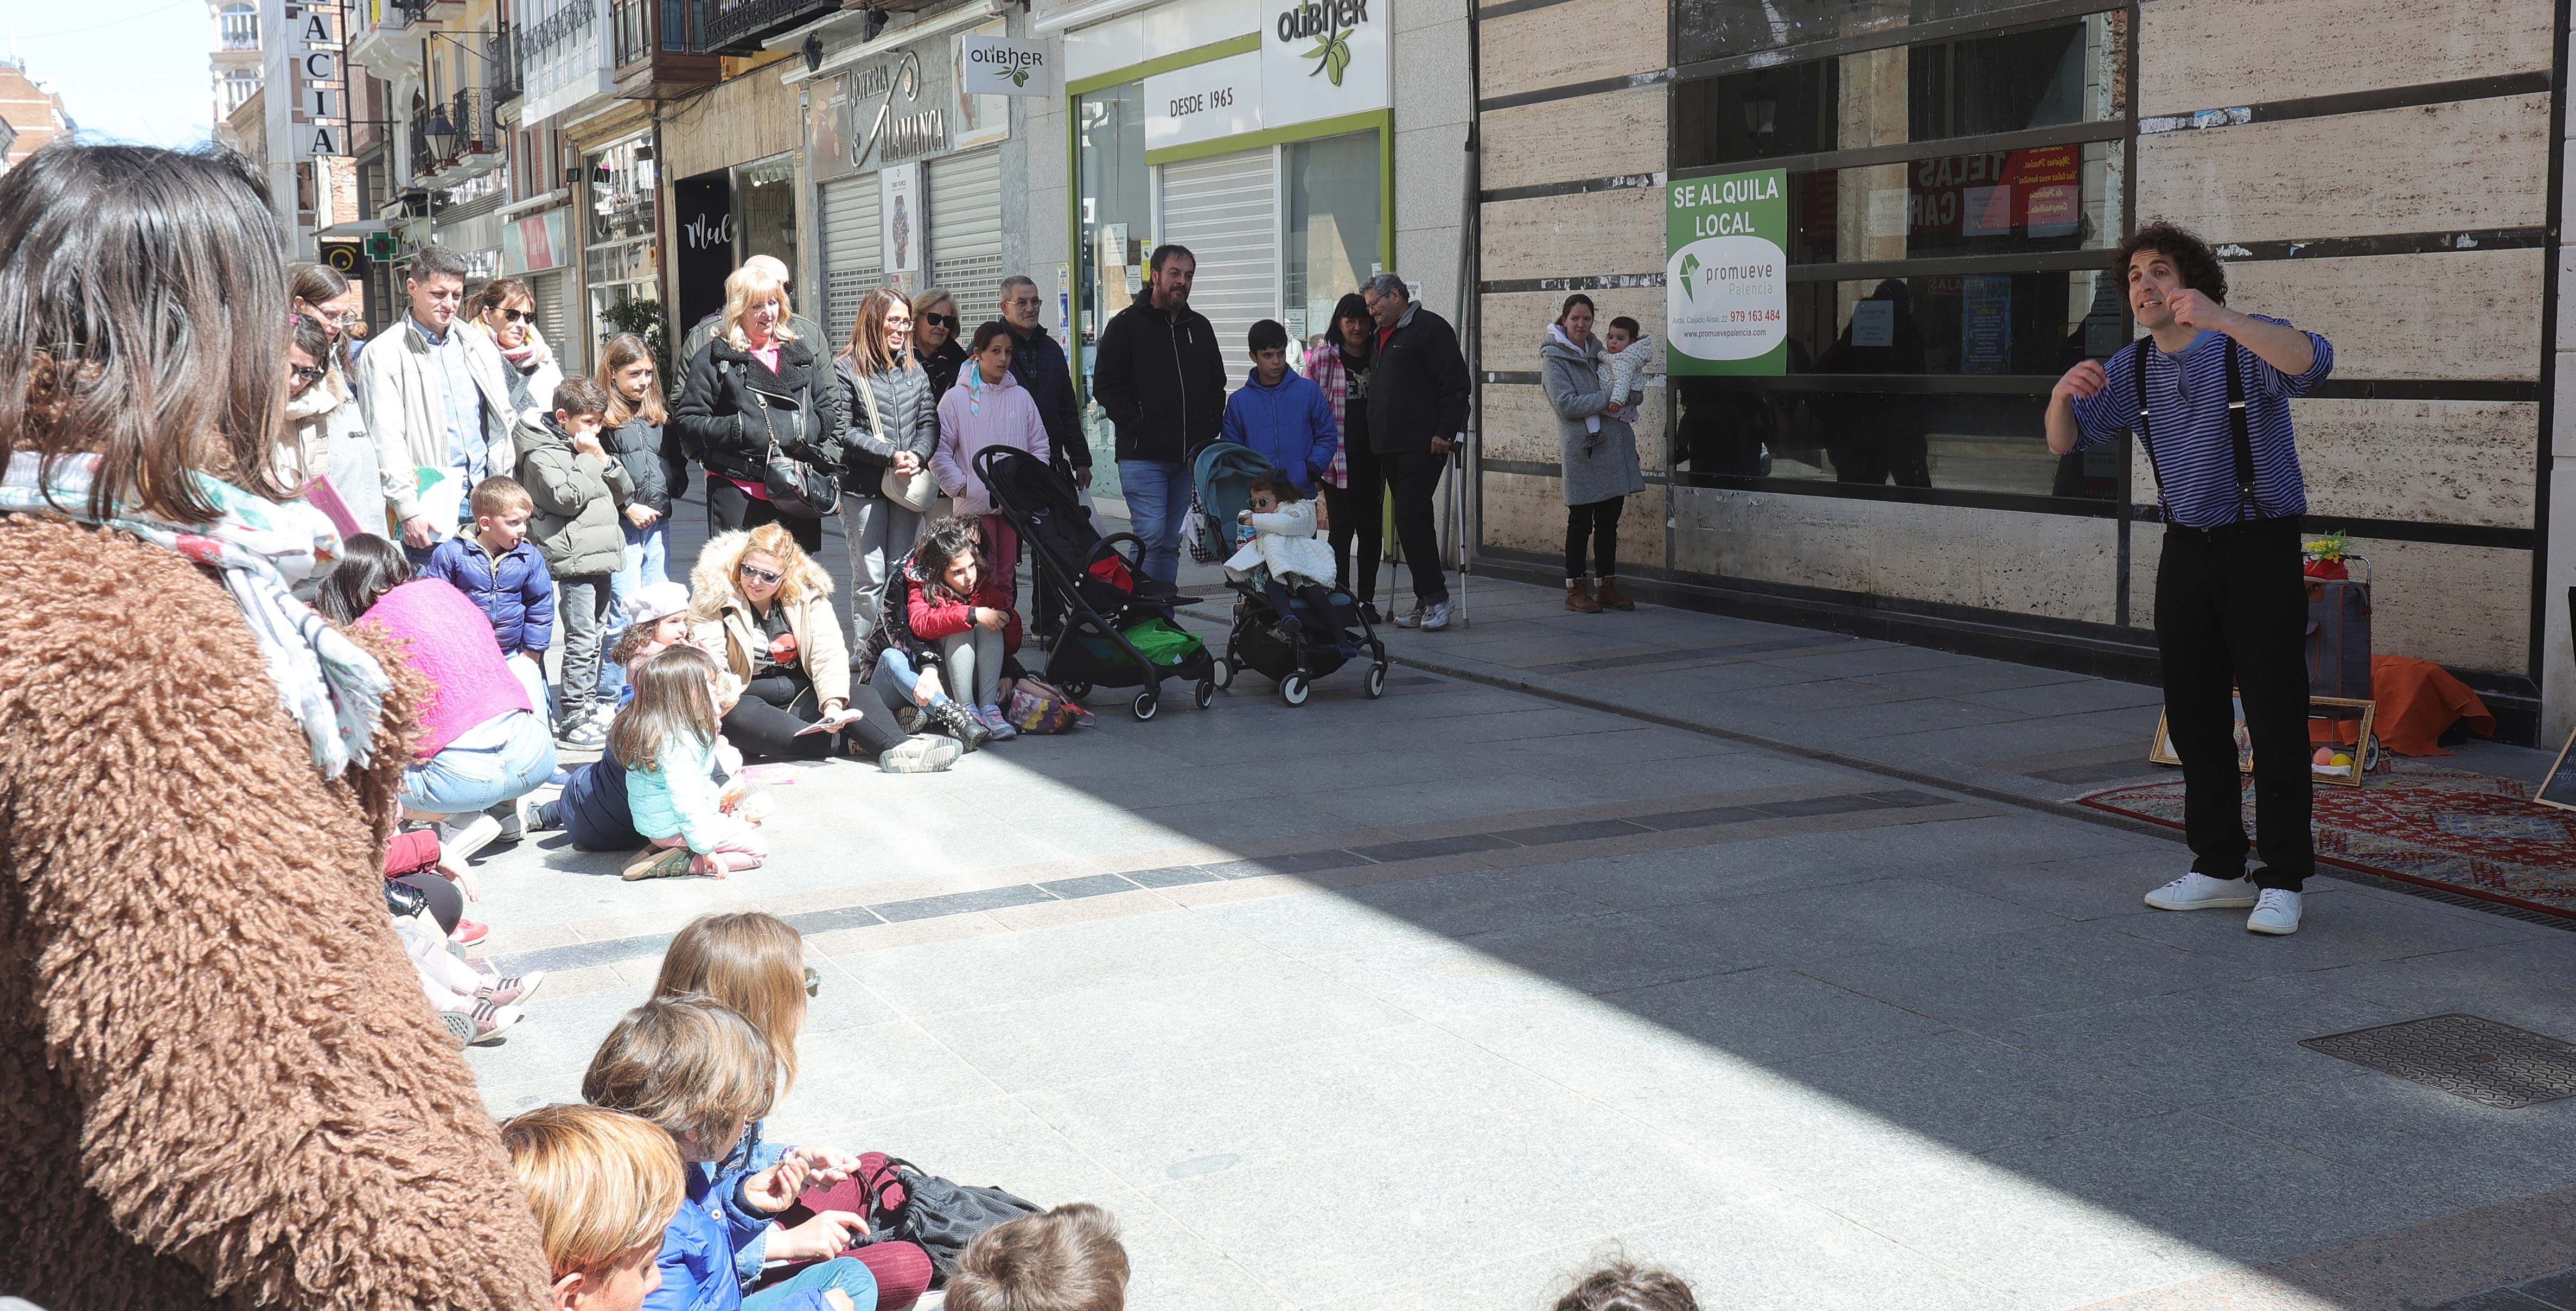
[1140,0,1389,151]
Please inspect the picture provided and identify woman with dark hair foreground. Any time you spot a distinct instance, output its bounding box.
[0,143,553,1308]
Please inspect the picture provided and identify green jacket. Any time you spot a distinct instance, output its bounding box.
[515,412,636,577]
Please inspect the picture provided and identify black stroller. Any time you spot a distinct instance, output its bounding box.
[975,446,1218,720]
[1193,442,1388,705]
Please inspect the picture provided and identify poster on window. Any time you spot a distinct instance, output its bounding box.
[881,163,921,291]
[1666,167,1788,376]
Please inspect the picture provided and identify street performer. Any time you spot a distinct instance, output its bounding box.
[2047,220,2335,937]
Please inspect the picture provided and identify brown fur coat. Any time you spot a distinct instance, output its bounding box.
[0,516,553,1309]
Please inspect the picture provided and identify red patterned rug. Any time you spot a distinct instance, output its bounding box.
[2078,765,2576,921]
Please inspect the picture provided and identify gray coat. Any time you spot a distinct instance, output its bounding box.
[515,412,637,577]
[835,353,939,491]
[1541,330,1645,506]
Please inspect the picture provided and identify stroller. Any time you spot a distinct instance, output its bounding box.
[975,446,1217,720]
[1193,442,1388,705]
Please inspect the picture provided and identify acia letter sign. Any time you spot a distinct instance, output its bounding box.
[1666,167,1788,375]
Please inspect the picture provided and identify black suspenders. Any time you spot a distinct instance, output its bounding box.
[2128,335,2257,525]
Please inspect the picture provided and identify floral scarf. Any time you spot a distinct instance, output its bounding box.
[1,451,391,779]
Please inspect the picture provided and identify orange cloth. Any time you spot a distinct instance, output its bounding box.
[2360,655,2495,756]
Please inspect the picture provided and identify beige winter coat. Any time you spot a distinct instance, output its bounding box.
[354,315,517,521]
[688,529,851,709]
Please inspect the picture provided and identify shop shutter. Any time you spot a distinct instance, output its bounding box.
[819,175,883,351]
[527,270,575,372]
[1157,147,1278,385]
[928,149,1005,329]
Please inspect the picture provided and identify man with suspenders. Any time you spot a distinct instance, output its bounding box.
[2047,221,2337,935]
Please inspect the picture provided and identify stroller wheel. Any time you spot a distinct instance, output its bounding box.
[1061,680,1092,702]
[1209,659,1232,690]
[1195,679,1215,709]
[1132,691,1158,721]
[1280,672,1311,707]
[1363,661,1388,699]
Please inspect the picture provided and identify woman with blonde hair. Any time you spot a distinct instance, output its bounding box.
[501,1104,688,1310]
[653,914,938,1310]
[835,286,939,647]
[462,275,567,427]
[909,286,968,400]
[688,521,955,771]
[673,262,846,553]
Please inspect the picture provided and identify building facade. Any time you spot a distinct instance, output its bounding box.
[1470,0,2572,747]
[211,0,264,147]
[0,58,75,167]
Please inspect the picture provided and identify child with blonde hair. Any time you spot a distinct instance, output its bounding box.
[616,646,769,881]
[943,1202,1131,1311]
[581,994,877,1311]
[500,1104,687,1311]
[652,913,935,1310]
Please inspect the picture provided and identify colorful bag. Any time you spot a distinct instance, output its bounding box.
[1006,677,1094,734]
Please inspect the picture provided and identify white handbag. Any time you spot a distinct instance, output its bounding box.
[858,371,936,511]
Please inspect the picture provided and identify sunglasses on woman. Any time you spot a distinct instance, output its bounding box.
[290,363,329,387]
[739,564,784,586]
[496,308,532,323]
[922,311,953,328]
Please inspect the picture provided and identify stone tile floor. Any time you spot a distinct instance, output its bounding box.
[464,501,2576,1309]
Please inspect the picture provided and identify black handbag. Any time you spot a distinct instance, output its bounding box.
[731,362,839,519]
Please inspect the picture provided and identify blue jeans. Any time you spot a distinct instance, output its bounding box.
[743,1255,876,1311]
[400,710,557,815]
[869,648,938,710]
[1116,458,1189,588]
[600,518,669,706]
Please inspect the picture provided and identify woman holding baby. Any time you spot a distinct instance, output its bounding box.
[1540,292,1649,613]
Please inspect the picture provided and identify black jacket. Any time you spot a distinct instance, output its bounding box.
[669,334,846,486]
[604,413,683,514]
[1008,323,1091,472]
[1367,303,1472,455]
[921,338,968,409]
[1092,297,1226,464]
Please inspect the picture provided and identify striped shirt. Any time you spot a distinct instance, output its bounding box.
[2070,317,2333,530]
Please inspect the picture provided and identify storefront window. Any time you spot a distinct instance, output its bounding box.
[1075,80,1149,499]
[733,154,800,284]
[585,134,660,360]
[1669,7,2131,507]
[1284,131,1381,355]
[1676,0,2092,67]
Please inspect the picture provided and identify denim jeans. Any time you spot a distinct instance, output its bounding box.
[600,517,669,705]
[1115,458,1189,588]
[742,1255,877,1311]
[400,710,557,814]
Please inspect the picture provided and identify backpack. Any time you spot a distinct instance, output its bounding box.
[860,1156,1042,1284]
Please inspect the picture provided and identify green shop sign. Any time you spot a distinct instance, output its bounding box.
[1665,167,1788,376]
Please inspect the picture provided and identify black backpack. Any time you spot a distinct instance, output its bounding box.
[862,1156,1042,1284]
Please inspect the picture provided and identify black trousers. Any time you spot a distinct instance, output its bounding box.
[1260,575,1341,633]
[1322,444,1383,605]
[723,669,904,761]
[2155,515,2313,890]
[1384,449,1448,607]
[707,478,825,555]
[1565,495,1624,580]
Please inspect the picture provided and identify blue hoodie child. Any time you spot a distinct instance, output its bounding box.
[1219,364,1340,495]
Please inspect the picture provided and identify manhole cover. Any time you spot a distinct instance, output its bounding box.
[2300,1014,2576,1110]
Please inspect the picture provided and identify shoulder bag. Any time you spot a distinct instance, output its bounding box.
[859,370,937,512]
[731,360,839,520]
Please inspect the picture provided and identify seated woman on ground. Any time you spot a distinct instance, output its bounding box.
[582,994,879,1311]
[618,646,772,882]
[858,517,1018,751]
[316,533,558,900]
[688,523,954,773]
[651,913,937,1311]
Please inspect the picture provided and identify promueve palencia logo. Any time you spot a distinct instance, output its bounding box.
[1276,0,1365,86]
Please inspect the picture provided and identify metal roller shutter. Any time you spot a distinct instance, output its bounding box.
[928,149,1005,329]
[1158,148,1277,385]
[527,270,575,371]
[819,175,883,351]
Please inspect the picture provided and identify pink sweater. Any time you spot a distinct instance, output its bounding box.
[933,367,1050,517]
[360,579,535,759]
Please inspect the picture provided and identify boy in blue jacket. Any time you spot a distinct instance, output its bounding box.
[423,474,557,715]
[1220,319,1339,495]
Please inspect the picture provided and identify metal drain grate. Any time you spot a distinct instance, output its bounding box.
[2300,1014,2576,1110]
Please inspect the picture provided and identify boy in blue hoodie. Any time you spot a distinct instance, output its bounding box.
[422,474,557,715]
[1219,319,1339,495]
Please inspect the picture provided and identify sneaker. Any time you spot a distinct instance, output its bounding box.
[977,705,1020,741]
[557,715,609,750]
[488,795,537,844]
[438,813,503,864]
[474,971,546,1007]
[1421,600,1454,632]
[621,846,693,881]
[2143,872,2260,912]
[1393,604,1424,629]
[894,703,924,735]
[452,998,523,1045]
[926,698,991,753]
[438,1011,477,1046]
[2247,888,2304,935]
[528,798,563,832]
[451,918,491,947]
[877,733,965,774]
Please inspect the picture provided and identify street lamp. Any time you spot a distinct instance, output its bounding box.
[422,105,458,161]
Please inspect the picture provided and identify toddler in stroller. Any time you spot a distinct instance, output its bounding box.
[1197,445,1388,705]
[1227,472,1354,658]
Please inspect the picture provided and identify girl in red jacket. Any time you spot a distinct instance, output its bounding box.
[858,517,1022,747]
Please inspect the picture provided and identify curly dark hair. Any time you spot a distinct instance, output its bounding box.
[2115,220,2228,303]
[1554,1261,1699,1311]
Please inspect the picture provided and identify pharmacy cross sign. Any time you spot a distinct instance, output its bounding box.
[1277,0,1366,86]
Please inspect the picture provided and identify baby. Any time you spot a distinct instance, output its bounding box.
[1587,316,1657,450]
[1228,471,1356,657]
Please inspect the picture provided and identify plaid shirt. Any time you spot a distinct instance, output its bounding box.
[1302,342,1361,488]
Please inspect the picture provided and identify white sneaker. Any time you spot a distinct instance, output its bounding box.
[2247,888,2304,935]
[1421,600,1454,632]
[2143,871,2259,912]
[438,813,505,864]
[1393,604,1425,629]
[877,733,964,774]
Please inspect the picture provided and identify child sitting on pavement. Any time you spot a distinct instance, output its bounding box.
[520,377,637,752]
[499,1103,688,1311]
[862,517,1018,750]
[1226,471,1352,656]
[422,474,556,714]
[580,995,876,1311]
[944,1202,1131,1311]
[1587,316,1655,451]
[617,645,770,881]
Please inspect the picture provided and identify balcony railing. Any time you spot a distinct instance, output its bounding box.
[525,0,600,62]
[611,0,720,97]
[451,87,500,157]
[408,118,435,179]
[487,22,524,103]
[698,0,833,56]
